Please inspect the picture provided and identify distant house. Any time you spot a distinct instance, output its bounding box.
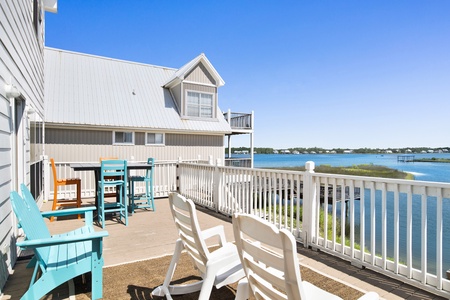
[44,48,237,164]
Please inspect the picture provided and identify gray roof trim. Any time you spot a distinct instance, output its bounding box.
[45,123,230,135]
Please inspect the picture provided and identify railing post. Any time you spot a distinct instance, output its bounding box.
[42,155,50,202]
[213,159,222,212]
[302,161,316,247]
[176,157,182,193]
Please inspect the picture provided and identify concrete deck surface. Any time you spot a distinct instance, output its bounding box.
[1,196,446,299]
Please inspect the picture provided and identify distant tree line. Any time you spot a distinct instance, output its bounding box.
[225,147,449,155]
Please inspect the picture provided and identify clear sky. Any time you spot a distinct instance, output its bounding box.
[45,1,450,149]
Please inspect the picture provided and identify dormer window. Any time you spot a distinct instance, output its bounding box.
[186,91,214,118]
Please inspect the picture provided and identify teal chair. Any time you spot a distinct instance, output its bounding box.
[11,184,108,300]
[97,159,128,228]
[128,158,155,214]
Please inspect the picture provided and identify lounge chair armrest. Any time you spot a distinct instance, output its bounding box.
[41,206,96,225]
[201,225,227,246]
[17,231,109,249]
[41,206,96,218]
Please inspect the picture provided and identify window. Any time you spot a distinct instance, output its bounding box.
[146,133,164,145]
[186,91,214,118]
[113,131,134,145]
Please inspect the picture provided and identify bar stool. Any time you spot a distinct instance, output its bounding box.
[97,159,128,228]
[128,158,155,214]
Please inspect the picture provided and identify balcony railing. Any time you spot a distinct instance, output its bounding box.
[224,158,252,168]
[223,111,253,130]
[177,161,450,298]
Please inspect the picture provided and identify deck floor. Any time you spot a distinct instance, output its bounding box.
[1,197,446,299]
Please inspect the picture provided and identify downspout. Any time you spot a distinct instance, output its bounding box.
[5,84,22,191]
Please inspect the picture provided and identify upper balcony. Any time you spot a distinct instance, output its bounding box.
[223,110,254,134]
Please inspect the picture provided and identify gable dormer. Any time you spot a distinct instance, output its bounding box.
[164,54,224,120]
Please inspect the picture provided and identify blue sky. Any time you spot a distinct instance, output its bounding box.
[45,1,450,149]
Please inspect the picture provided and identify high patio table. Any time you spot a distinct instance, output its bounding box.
[70,162,153,218]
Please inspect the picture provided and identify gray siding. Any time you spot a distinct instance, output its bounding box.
[46,128,112,145]
[170,83,182,113]
[166,133,222,147]
[0,0,45,291]
[45,127,224,163]
[185,62,216,85]
[45,144,224,163]
[46,127,223,146]
[183,83,216,94]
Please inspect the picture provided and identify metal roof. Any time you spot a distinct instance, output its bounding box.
[44,48,232,134]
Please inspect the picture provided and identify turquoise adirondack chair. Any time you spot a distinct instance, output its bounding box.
[10,184,108,300]
[128,157,155,214]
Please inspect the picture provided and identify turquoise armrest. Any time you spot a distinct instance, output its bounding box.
[17,231,109,249]
[41,206,96,218]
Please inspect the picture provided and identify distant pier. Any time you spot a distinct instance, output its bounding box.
[397,155,415,162]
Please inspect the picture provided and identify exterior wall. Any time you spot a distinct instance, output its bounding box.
[45,127,225,163]
[170,83,182,112]
[183,83,216,94]
[0,0,46,291]
[185,62,216,85]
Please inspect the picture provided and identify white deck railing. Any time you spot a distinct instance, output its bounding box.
[46,159,184,201]
[177,161,450,298]
[45,157,450,297]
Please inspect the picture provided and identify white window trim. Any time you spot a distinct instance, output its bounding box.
[184,89,216,119]
[145,132,165,146]
[113,131,135,145]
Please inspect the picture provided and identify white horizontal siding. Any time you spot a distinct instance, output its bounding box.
[0,0,45,292]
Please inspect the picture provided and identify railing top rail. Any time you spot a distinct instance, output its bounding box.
[179,162,450,188]
[52,159,197,166]
[223,111,252,116]
[312,171,450,188]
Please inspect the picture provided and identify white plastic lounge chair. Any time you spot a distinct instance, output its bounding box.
[152,192,245,300]
[233,213,379,300]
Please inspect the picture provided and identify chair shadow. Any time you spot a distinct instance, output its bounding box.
[127,275,238,300]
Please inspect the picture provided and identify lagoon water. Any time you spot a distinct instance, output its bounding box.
[253,153,450,183]
[250,153,450,275]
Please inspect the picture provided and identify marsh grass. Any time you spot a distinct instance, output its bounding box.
[273,164,413,180]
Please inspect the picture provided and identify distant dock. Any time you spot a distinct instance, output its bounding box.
[397,155,415,162]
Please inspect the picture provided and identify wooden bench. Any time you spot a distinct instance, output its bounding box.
[10,184,109,300]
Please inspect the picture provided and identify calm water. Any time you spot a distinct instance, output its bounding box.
[249,153,450,274]
[253,153,450,183]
